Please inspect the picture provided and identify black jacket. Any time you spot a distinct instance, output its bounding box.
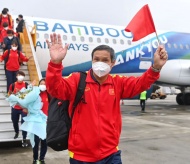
[16,19,25,33]
[3,36,22,51]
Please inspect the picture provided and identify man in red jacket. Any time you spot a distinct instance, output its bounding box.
[45,33,168,164]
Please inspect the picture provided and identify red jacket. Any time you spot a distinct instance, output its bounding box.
[1,49,29,71]
[0,15,13,30]
[0,28,18,42]
[9,82,27,110]
[40,91,49,116]
[46,61,160,162]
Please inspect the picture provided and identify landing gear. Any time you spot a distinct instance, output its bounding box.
[184,93,190,105]
[176,93,190,105]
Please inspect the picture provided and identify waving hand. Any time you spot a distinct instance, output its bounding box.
[46,33,69,64]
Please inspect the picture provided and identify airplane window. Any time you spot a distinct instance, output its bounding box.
[127,40,131,45]
[180,44,183,49]
[80,36,85,42]
[167,43,171,48]
[72,36,76,41]
[174,43,178,49]
[105,38,109,43]
[63,35,67,41]
[44,34,49,39]
[36,33,39,39]
[186,44,189,49]
[97,38,101,43]
[113,39,117,44]
[120,39,124,45]
[89,37,93,42]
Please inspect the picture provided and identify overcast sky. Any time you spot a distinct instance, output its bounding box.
[1,0,190,32]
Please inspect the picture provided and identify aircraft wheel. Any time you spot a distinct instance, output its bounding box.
[176,93,184,105]
[184,93,190,105]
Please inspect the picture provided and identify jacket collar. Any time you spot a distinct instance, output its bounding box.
[86,69,113,85]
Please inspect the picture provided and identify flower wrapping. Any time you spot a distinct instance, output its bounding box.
[6,85,47,147]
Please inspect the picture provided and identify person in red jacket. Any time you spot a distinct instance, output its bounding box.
[0,22,17,43]
[0,40,32,92]
[0,9,13,30]
[8,70,29,147]
[45,33,168,164]
[32,79,51,164]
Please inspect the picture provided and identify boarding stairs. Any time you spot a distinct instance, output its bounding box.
[0,23,42,142]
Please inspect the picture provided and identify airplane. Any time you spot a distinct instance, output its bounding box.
[11,16,190,105]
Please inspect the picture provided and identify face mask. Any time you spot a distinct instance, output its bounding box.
[8,36,13,40]
[2,14,7,17]
[4,27,8,30]
[92,62,111,77]
[39,85,46,91]
[17,76,24,82]
[12,46,17,51]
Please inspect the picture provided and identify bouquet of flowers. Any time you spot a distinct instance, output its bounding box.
[6,85,47,147]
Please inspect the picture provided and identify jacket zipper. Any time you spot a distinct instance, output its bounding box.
[98,84,101,159]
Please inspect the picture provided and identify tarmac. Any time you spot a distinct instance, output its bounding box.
[1,95,190,164]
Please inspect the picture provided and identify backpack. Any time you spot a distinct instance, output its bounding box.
[46,72,87,151]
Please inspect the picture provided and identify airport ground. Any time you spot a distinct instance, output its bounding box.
[0,95,190,164]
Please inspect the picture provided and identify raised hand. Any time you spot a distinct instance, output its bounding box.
[153,45,168,70]
[46,33,69,64]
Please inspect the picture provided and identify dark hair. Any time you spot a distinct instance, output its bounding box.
[11,39,18,46]
[7,29,14,35]
[91,45,116,62]
[38,78,45,86]
[2,9,7,15]
[16,71,25,76]
[16,18,19,21]
[3,22,8,27]
[18,14,23,19]
[3,8,9,12]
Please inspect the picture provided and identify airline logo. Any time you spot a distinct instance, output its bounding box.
[33,20,133,38]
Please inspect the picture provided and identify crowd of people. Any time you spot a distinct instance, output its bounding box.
[0,7,48,164]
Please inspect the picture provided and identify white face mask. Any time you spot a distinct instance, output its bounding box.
[92,62,111,77]
[39,85,46,91]
[17,75,24,82]
[8,36,13,40]
[12,46,17,51]
[2,14,7,17]
[4,27,8,30]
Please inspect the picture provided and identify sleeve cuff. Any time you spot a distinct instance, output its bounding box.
[49,60,63,68]
[148,67,160,76]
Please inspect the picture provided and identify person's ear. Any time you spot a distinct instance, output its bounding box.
[110,60,116,68]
